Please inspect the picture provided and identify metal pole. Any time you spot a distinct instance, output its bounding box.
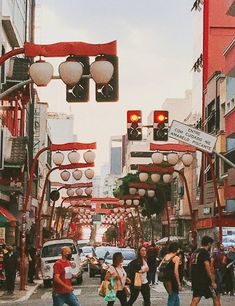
[0,80,32,99]
[213,150,235,168]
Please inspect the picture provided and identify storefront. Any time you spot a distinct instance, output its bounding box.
[0,206,17,245]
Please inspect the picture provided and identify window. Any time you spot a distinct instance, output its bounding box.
[225,199,235,212]
[42,243,77,258]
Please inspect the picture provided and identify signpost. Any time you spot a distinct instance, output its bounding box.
[169,120,217,153]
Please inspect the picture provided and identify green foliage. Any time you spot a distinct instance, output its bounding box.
[106,226,118,242]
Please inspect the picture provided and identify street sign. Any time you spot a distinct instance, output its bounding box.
[169,120,217,153]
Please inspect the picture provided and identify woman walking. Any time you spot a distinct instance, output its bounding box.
[159,242,182,306]
[127,246,151,306]
[105,252,128,306]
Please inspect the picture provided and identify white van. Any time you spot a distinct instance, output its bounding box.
[41,238,83,288]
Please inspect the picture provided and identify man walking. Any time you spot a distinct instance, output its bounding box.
[3,245,18,295]
[52,246,80,306]
[190,236,221,306]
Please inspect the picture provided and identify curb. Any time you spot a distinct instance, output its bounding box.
[0,282,41,304]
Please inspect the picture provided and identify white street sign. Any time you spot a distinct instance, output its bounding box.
[169,120,217,153]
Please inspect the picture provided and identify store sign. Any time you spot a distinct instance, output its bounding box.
[169,120,217,153]
[0,227,5,244]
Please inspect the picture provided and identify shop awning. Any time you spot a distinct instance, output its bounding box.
[0,206,17,226]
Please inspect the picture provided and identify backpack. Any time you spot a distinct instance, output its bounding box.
[157,256,174,282]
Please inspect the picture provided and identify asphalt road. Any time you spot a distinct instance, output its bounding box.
[0,272,234,305]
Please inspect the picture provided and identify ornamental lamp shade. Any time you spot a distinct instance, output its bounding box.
[126,199,132,206]
[72,169,83,180]
[67,188,74,197]
[138,189,146,196]
[129,187,137,195]
[85,168,94,179]
[85,199,91,205]
[90,58,114,84]
[167,152,179,166]
[53,151,64,166]
[58,58,83,86]
[151,173,161,183]
[133,199,140,206]
[120,207,125,213]
[119,200,125,206]
[60,170,70,181]
[113,208,119,213]
[139,172,149,182]
[152,152,164,164]
[29,60,54,86]
[83,150,96,163]
[163,173,172,184]
[68,150,80,164]
[76,188,83,196]
[147,190,155,197]
[85,187,92,196]
[182,153,194,166]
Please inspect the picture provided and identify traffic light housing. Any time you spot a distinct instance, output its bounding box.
[127,110,142,141]
[153,110,169,141]
[95,55,119,102]
[66,56,90,102]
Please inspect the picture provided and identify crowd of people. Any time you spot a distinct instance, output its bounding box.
[0,243,36,296]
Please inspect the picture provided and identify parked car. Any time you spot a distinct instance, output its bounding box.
[222,236,235,251]
[79,246,96,272]
[100,247,136,281]
[41,238,83,288]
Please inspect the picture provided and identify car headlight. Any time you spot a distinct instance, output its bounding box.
[102,263,109,270]
[44,265,50,271]
[71,262,76,269]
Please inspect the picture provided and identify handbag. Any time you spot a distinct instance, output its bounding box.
[104,276,117,302]
[98,280,110,297]
[123,285,130,297]
[134,272,142,289]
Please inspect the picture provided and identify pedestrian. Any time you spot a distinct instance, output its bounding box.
[159,242,182,306]
[127,246,151,306]
[28,245,36,283]
[3,245,18,295]
[52,246,80,306]
[223,245,235,296]
[147,242,158,285]
[105,252,129,306]
[190,236,220,306]
[211,244,226,294]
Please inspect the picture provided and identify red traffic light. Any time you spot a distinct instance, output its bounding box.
[127,110,142,123]
[154,111,168,123]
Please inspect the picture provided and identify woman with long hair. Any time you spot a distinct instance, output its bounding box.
[159,242,182,306]
[127,246,150,306]
[105,252,128,306]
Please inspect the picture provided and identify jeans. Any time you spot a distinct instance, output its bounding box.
[127,283,151,306]
[107,289,128,306]
[167,291,179,306]
[147,266,157,284]
[215,269,223,293]
[52,292,80,306]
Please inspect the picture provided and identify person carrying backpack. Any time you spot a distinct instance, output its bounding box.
[158,242,182,306]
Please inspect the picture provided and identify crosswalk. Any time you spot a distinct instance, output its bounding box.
[41,289,81,300]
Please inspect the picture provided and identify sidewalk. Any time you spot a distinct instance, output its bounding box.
[0,276,41,304]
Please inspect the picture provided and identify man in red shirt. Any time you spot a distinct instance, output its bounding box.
[52,246,80,306]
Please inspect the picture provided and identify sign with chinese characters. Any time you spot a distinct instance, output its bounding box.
[0,227,5,244]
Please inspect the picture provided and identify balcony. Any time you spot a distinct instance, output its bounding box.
[225,0,235,16]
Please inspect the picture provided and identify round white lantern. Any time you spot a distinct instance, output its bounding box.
[120,207,125,213]
[119,200,125,206]
[147,190,155,197]
[80,208,85,214]
[85,168,94,179]
[138,189,146,196]
[163,174,172,184]
[152,152,164,164]
[126,199,132,206]
[53,151,64,166]
[83,150,96,163]
[113,208,119,214]
[139,172,149,182]
[182,153,194,167]
[151,173,161,183]
[76,188,83,196]
[29,60,54,86]
[85,199,91,205]
[90,57,114,84]
[78,200,84,206]
[133,199,140,206]
[58,58,83,86]
[67,188,74,197]
[68,150,80,164]
[167,152,179,166]
[72,169,83,180]
[126,208,131,213]
[85,187,92,196]
[60,170,70,181]
[129,188,137,195]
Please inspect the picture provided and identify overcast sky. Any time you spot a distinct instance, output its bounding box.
[36,0,194,174]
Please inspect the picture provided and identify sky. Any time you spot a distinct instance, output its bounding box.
[35,0,194,174]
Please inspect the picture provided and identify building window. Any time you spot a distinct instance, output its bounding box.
[225,199,235,212]
[206,100,216,134]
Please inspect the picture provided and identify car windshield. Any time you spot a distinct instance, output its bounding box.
[82,246,93,254]
[106,250,136,260]
[42,243,77,258]
[95,247,117,259]
[223,237,235,243]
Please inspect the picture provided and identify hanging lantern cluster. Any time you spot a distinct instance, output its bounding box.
[138,171,173,185]
[151,151,194,167]
[118,198,140,206]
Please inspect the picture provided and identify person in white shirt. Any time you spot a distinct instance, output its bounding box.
[105,252,129,306]
[127,246,151,306]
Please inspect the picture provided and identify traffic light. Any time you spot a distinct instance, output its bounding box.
[95,55,118,102]
[153,110,169,141]
[66,56,90,102]
[127,110,142,141]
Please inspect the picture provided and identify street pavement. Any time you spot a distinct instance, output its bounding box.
[0,272,234,305]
